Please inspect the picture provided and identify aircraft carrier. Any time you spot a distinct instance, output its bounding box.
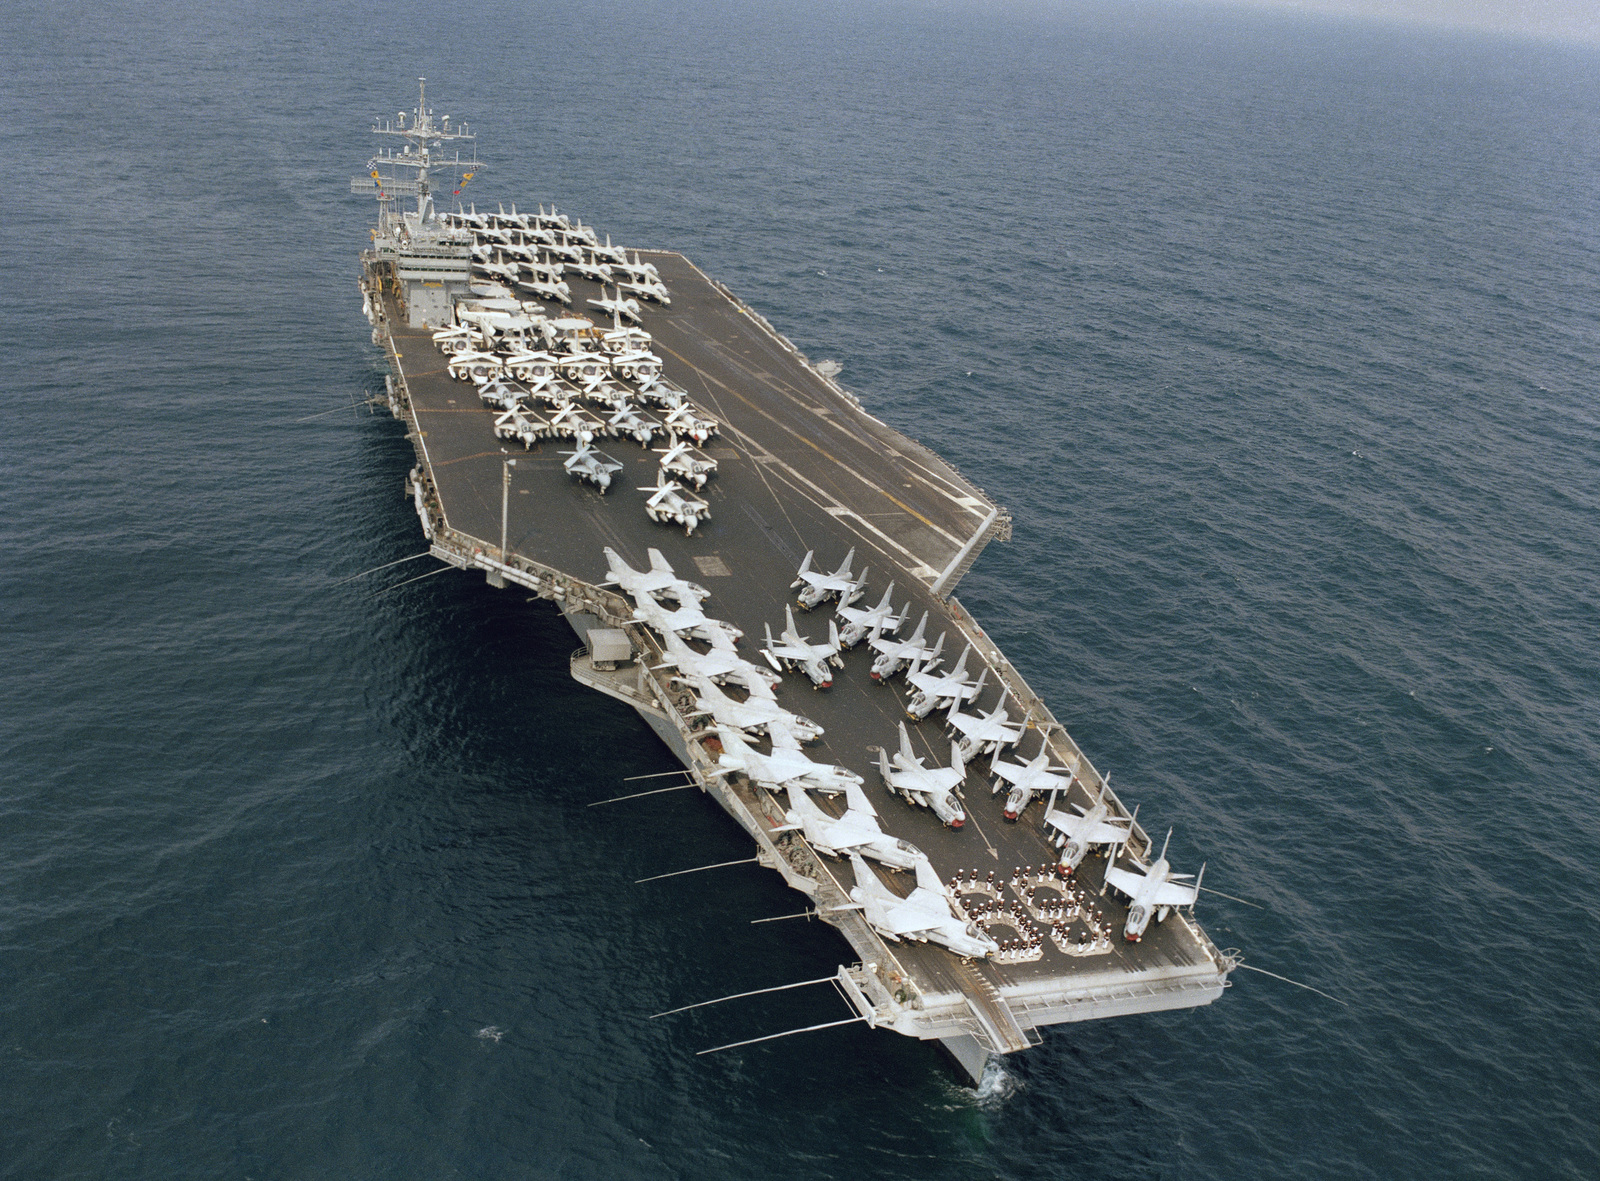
[352,84,1234,1081]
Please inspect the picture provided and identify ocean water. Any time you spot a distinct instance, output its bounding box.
[2,1,1597,1177]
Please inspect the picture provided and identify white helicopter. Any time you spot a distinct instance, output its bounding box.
[989,742,1078,822]
[652,628,780,697]
[760,605,843,689]
[661,402,719,445]
[868,612,943,682]
[587,286,642,325]
[656,441,717,489]
[560,441,624,491]
[776,784,924,871]
[632,594,743,650]
[876,722,967,828]
[674,670,823,743]
[599,546,709,606]
[946,690,1024,760]
[844,854,997,960]
[639,472,711,535]
[710,726,862,795]
[607,405,661,446]
[1102,830,1202,942]
[904,643,987,720]
[835,583,905,649]
[1044,777,1133,876]
[791,548,868,611]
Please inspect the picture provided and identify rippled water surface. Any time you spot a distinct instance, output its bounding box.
[3,1,1597,1177]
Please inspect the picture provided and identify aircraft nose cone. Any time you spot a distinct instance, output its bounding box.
[1003,811,1018,821]
[950,818,964,829]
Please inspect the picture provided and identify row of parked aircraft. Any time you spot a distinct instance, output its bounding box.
[441,203,672,306]
[770,547,1209,943]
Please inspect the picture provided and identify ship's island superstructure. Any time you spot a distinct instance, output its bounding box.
[352,82,1234,1080]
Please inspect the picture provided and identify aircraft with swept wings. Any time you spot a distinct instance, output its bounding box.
[1102,830,1202,942]
[868,612,943,682]
[1044,778,1133,875]
[760,606,843,689]
[675,670,823,743]
[877,722,967,828]
[560,441,624,491]
[653,628,779,697]
[710,726,863,794]
[835,583,905,649]
[904,643,987,720]
[791,549,868,611]
[776,783,924,871]
[945,689,1024,759]
[844,854,997,959]
[989,742,1078,821]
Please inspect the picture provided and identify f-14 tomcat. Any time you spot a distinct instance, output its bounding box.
[711,725,863,795]
[989,742,1078,821]
[761,605,843,689]
[791,548,867,611]
[845,854,998,960]
[877,722,967,828]
[904,643,987,720]
[1102,830,1202,942]
[1044,778,1134,875]
[778,783,925,871]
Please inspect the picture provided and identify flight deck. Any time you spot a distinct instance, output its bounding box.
[365,245,1232,1077]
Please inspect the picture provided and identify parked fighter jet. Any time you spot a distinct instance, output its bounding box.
[835,584,905,649]
[760,606,843,689]
[876,722,967,828]
[946,689,1024,759]
[560,441,624,491]
[636,379,690,410]
[548,403,608,446]
[567,253,614,284]
[639,473,711,535]
[710,726,863,794]
[599,547,709,606]
[675,671,823,743]
[559,353,612,393]
[477,378,526,411]
[588,286,642,324]
[990,742,1078,821]
[868,613,943,682]
[493,406,548,449]
[845,854,997,959]
[653,628,780,696]
[607,405,661,446]
[632,593,743,649]
[1044,778,1132,876]
[904,644,987,721]
[661,402,719,445]
[1103,831,1202,942]
[592,233,631,267]
[791,549,868,611]
[656,441,717,489]
[517,270,573,305]
[777,784,924,871]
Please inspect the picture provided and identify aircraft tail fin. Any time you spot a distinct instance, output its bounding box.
[835,547,856,578]
[877,745,895,784]
[1160,827,1173,863]
[897,721,917,763]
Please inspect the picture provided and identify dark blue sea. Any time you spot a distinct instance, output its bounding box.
[3,1,1597,1176]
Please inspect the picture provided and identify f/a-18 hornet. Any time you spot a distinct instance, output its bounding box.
[877,721,968,828]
